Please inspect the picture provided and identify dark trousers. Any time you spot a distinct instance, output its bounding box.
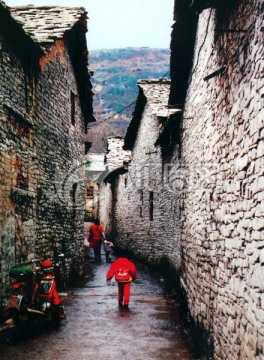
[93,245,101,262]
[105,251,112,263]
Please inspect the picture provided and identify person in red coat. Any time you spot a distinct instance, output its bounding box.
[106,257,137,309]
[88,219,106,262]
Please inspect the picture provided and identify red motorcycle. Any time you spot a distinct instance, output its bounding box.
[4,256,65,328]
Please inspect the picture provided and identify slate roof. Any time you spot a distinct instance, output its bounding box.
[124,79,179,150]
[10,5,86,46]
[0,1,44,66]
[136,79,175,116]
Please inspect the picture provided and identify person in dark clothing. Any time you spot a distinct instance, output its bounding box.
[88,219,106,262]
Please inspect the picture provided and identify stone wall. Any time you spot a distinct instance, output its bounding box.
[0,6,38,300]
[105,137,131,171]
[0,5,90,302]
[99,181,113,238]
[176,1,263,358]
[33,39,86,282]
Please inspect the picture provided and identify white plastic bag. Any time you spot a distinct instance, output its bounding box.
[84,237,90,247]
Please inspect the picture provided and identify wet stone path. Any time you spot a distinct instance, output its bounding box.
[0,254,195,360]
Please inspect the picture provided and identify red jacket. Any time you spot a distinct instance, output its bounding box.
[107,258,137,281]
[89,224,104,248]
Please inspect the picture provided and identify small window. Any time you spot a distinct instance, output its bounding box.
[72,183,78,204]
[139,190,143,203]
[87,186,94,198]
[71,91,76,126]
[149,191,154,221]
[124,177,127,187]
[139,206,143,218]
[85,141,92,154]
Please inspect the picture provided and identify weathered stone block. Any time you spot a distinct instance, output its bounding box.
[248,265,264,291]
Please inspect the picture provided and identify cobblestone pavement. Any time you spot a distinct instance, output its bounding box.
[0,252,195,360]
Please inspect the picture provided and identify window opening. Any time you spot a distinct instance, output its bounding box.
[87,186,94,198]
[149,191,154,221]
[71,91,76,126]
[72,183,78,204]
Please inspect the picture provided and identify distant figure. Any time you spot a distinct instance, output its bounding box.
[106,257,137,309]
[88,219,106,263]
[104,240,114,263]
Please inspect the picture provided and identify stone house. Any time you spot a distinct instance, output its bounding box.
[0,2,94,301]
[168,1,263,358]
[99,0,263,358]
[99,81,182,271]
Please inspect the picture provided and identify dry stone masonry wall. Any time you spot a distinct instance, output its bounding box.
[105,137,131,171]
[178,1,264,358]
[0,3,91,302]
[33,39,86,281]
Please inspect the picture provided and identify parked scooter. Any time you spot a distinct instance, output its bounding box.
[4,259,38,327]
[32,257,66,323]
[4,256,65,328]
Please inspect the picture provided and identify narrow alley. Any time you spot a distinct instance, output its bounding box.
[0,1,262,359]
[0,250,198,360]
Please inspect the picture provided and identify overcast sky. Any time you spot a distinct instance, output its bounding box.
[5,0,175,50]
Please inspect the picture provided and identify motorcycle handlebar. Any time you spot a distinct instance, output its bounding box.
[15,258,41,267]
[14,254,65,268]
[30,258,41,263]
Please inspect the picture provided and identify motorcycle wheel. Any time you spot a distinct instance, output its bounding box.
[13,312,33,329]
[51,316,61,326]
[13,313,20,327]
[51,307,61,325]
[2,308,15,323]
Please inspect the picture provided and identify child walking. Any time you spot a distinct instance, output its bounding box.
[104,240,114,263]
[106,257,137,309]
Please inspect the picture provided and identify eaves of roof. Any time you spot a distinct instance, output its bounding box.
[103,166,128,184]
[9,5,95,129]
[124,79,171,151]
[0,1,44,63]
[123,87,146,151]
[155,110,182,147]
[10,5,87,51]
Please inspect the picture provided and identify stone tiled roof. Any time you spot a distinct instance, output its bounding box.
[138,79,181,120]
[137,79,175,117]
[10,5,86,45]
[124,79,179,150]
[0,1,44,63]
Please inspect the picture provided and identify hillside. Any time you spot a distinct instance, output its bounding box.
[87,47,170,152]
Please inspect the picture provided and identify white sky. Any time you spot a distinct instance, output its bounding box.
[5,0,175,50]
